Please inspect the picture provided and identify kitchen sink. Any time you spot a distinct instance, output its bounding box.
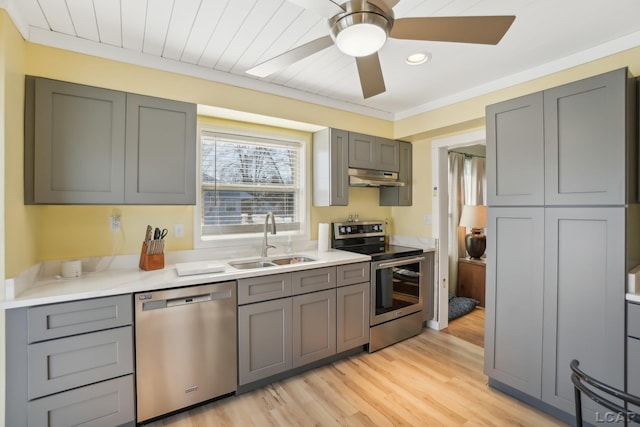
[228,260,277,270]
[270,256,316,265]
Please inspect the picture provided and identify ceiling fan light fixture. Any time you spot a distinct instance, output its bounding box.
[331,11,391,57]
[336,23,387,57]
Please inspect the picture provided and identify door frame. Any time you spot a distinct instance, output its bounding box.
[429,129,485,331]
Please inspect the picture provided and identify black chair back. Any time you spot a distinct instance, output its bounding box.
[570,359,640,426]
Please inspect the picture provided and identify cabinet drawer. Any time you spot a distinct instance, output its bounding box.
[337,262,370,287]
[28,374,135,427]
[28,326,134,400]
[238,273,292,304]
[628,302,640,339]
[292,267,336,295]
[28,294,132,343]
[628,337,640,410]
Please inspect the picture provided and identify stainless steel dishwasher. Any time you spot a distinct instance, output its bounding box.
[135,281,237,423]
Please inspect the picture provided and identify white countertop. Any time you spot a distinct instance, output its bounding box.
[2,249,370,309]
[627,293,640,303]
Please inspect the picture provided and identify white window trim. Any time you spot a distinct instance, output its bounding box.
[194,122,311,249]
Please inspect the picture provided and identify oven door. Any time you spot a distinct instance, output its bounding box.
[370,255,425,326]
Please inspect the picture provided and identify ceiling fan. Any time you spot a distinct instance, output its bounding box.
[246,0,515,99]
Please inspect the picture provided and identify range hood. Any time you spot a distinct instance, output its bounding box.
[348,168,405,187]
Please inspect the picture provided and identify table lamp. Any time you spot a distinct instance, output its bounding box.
[459,205,487,259]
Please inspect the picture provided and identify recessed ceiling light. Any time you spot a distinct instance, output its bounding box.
[406,52,431,65]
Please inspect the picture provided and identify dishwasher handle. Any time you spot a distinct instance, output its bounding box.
[143,289,232,311]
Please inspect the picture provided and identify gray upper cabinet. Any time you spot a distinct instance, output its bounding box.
[487,67,636,207]
[486,92,544,206]
[125,94,196,204]
[29,77,127,204]
[313,128,349,206]
[25,76,196,205]
[380,141,412,206]
[544,68,635,206]
[348,132,399,172]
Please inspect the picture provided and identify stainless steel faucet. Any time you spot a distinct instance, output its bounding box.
[261,212,277,257]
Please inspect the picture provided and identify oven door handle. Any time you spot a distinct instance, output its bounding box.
[375,256,425,270]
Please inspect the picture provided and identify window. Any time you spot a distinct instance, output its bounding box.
[196,127,308,246]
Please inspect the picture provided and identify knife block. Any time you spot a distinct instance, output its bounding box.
[139,241,165,271]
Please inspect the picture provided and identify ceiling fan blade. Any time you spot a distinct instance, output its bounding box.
[247,35,334,78]
[366,0,400,13]
[356,53,386,99]
[286,0,345,18]
[390,15,516,45]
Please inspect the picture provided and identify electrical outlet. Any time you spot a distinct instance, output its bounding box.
[174,223,184,238]
[110,214,121,232]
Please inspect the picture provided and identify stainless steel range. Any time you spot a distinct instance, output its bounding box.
[331,221,426,352]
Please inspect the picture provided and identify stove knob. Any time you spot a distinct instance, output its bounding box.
[339,227,346,234]
[346,227,352,233]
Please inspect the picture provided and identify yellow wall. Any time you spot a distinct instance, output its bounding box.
[2,9,29,426]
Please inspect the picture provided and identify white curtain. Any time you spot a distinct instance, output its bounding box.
[448,152,466,295]
[450,153,486,296]
[466,156,486,205]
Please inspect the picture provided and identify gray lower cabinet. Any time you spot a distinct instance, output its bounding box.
[292,289,336,367]
[380,141,412,206]
[336,282,370,353]
[485,207,545,398]
[628,302,640,412]
[238,263,371,387]
[27,375,134,427]
[542,208,625,419]
[6,295,135,427]
[25,76,196,205]
[486,206,628,423]
[238,298,293,385]
[313,128,349,206]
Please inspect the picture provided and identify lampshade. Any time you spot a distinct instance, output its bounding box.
[331,12,390,57]
[459,205,487,230]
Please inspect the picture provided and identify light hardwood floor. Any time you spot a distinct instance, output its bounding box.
[145,326,567,427]
[442,307,485,348]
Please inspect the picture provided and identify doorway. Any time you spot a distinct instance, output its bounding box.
[429,129,486,331]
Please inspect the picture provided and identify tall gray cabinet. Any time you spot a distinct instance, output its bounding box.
[485,67,638,424]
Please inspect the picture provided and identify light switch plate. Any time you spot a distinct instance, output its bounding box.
[174,223,184,238]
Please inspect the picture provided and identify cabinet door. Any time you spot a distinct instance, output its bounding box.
[486,92,544,206]
[337,282,370,353]
[628,337,640,412]
[544,68,632,206]
[484,207,544,398]
[238,298,292,385]
[542,207,625,420]
[375,137,400,172]
[380,141,412,206]
[125,94,196,204]
[348,132,377,169]
[32,77,126,204]
[27,375,135,427]
[28,326,133,400]
[292,289,336,367]
[312,128,349,206]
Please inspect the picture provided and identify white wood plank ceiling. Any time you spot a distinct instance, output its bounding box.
[6,0,640,120]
